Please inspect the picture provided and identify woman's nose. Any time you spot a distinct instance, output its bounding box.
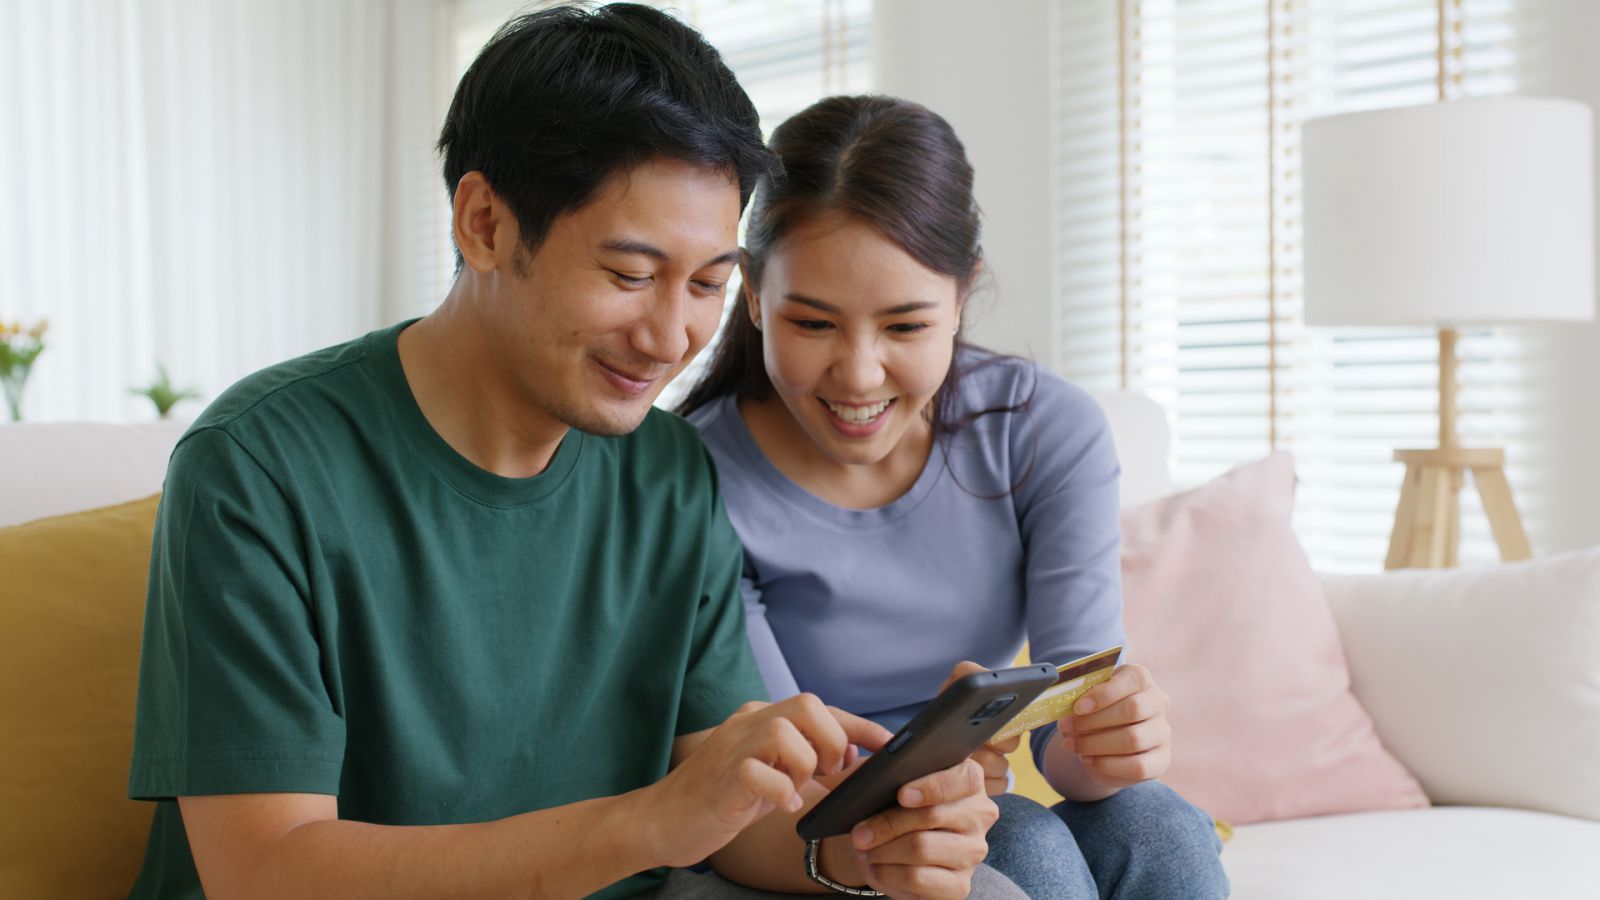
[832,339,885,393]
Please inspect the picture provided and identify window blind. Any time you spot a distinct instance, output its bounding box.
[1054,0,1531,572]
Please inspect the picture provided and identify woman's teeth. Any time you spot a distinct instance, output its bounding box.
[824,398,892,424]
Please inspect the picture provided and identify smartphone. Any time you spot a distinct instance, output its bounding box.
[796,663,1059,842]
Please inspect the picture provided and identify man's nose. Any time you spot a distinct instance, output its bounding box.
[633,285,691,365]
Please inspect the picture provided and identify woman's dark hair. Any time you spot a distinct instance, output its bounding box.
[677,94,1030,449]
[437,3,776,266]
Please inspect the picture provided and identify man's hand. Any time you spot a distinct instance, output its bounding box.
[1058,662,1172,788]
[845,757,999,900]
[940,661,1018,796]
[640,694,891,869]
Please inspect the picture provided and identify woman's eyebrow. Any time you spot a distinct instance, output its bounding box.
[784,293,937,316]
[880,300,938,315]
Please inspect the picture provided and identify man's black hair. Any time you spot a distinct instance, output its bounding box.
[437,3,777,266]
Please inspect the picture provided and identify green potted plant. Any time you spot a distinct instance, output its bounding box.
[132,364,201,419]
[0,318,48,422]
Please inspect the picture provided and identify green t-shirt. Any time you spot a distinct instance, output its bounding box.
[127,321,766,899]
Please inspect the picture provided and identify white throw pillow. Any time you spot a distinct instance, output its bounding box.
[1321,547,1600,821]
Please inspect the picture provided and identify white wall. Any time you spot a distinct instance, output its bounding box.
[871,0,1059,369]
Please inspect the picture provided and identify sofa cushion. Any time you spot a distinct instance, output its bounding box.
[1119,452,1428,824]
[1223,806,1600,899]
[0,494,160,898]
[1322,547,1600,821]
[0,421,185,527]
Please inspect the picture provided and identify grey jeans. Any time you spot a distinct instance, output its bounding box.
[647,865,1027,899]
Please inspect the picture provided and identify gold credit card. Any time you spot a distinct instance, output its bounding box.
[989,646,1123,742]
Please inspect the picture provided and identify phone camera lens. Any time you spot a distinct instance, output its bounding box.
[968,694,1018,725]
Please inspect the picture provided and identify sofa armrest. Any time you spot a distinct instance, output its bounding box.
[1318,550,1600,822]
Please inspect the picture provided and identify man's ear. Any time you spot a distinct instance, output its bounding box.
[452,171,512,273]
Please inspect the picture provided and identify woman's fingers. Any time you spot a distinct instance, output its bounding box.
[1063,716,1169,757]
[896,758,987,812]
[1080,746,1171,783]
[1065,667,1170,741]
[1055,664,1175,786]
[938,660,989,693]
[972,746,1011,796]
[986,733,1022,755]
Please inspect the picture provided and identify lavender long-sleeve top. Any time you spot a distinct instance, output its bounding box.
[688,351,1126,767]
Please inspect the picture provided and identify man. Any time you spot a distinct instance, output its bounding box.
[127,5,1016,898]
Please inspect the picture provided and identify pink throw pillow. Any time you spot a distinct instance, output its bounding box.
[1120,451,1428,824]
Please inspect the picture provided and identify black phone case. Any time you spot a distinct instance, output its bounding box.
[796,663,1059,842]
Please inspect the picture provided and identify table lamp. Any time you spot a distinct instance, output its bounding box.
[1302,97,1595,569]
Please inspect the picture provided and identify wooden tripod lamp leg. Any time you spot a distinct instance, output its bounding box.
[1443,468,1463,568]
[1473,465,1532,562]
[1389,460,1471,570]
[1386,463,1421,570]
[1413,466,1458,569]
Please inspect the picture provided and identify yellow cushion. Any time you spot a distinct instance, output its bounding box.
[0,494,161,898]
[1008,739,1065,804]
[1007,647,1067,806]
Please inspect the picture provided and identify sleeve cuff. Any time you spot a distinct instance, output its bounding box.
[1028,721,1060,775]
[129,751,344,801]
[676,678,769,736]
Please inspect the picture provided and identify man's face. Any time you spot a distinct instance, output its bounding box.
[488,157,742,436]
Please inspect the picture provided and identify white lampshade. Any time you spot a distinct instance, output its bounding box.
[1303,97,1595,327]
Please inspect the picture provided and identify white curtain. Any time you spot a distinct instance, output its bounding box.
[0,0,445,422]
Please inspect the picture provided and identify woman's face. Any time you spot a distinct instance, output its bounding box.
[750,212,963,468]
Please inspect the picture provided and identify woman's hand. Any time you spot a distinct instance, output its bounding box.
[940,661,1019,796]
[1057,663,1171,788]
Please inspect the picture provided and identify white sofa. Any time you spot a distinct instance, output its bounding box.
[4,397,1599,899]
[1095,392,1600,899]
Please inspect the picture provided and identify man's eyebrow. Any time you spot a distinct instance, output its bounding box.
[700,248,743,268]
[785,293,939,316]
[599,239,740,269]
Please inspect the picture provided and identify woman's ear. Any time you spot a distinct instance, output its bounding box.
[741,254,763,331]
[955,258,984,332]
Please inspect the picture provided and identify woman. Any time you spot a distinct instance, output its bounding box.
[679,95,1228,899]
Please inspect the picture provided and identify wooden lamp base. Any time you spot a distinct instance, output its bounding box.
[1384,447,1532,570]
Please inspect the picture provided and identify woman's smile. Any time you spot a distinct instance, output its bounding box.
[820,396,896,433]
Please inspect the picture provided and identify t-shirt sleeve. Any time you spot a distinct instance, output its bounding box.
[676,456,771,736]
[1007,372,1129,768]
[739,573,803,703]
[129,427,346,800]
